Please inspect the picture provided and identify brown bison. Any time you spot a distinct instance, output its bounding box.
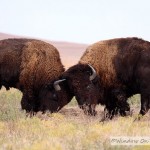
[0,38,72,113]
[49,37,150,119]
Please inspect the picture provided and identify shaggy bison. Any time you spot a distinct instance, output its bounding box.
[0,38,71,113]
[51,37,150,119]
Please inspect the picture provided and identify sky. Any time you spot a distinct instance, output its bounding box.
[0,0,150,44]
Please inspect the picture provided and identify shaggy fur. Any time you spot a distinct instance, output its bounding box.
[0,38,64,112]
[63,37,150,118]
[38,77,74,113]
[63,64,101,115]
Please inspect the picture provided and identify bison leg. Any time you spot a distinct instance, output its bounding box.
[133,94,149,121]
[82,104,97,116]
[21,91,37,114]
[111,89,130,117]
[104,96,130,119]
[100,107,109,122]
[139,94,149,116]
[100,107,118,122]
[21,94,32,112]
[104,93,121,120]
[107,107,119,119]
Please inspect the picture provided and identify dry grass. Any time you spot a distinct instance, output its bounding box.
[0,88,150,150]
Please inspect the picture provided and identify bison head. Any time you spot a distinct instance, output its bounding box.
[38,79,73,113]
[62,64,102,115]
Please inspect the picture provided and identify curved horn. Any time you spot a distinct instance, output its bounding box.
[53,79,66,91]
[88,64,97,81]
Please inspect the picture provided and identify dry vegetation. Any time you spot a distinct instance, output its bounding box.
[0,88,150,150]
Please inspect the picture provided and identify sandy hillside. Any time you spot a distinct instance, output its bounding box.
[0,32,87,68]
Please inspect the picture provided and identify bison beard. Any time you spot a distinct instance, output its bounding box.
[0,38,65,113]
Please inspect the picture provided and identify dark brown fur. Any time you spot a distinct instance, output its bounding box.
[0,38,65,112]
[63,37,150,118]
[38,78,73,113]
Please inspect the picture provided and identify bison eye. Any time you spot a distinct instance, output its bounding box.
[86,71,92,75]
[53,93,58,101]
[86,85,91,89]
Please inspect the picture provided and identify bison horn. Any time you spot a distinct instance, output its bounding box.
[88,64,97,81]
[53,79,66,91]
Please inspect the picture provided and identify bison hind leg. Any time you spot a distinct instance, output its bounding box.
[139,94,149,116]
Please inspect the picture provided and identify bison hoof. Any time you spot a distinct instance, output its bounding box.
[90,110,97,116]
[26,111,36,117]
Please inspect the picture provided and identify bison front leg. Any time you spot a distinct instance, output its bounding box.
[107,107,119,119]
[100,107,118,122]
[102,92,130,121]
[21,94,31,112]
[82,104,97,116]
[112,89,130,117]
[21,90,37,115]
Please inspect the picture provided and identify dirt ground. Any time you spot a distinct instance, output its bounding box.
[58,105,150,122]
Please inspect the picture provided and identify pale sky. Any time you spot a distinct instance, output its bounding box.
[0,0,150,44]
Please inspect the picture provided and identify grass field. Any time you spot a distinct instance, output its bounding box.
[0,88,150,150]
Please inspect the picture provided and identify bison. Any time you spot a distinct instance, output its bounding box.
[50,37,150,119]
[0,38,72,113]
